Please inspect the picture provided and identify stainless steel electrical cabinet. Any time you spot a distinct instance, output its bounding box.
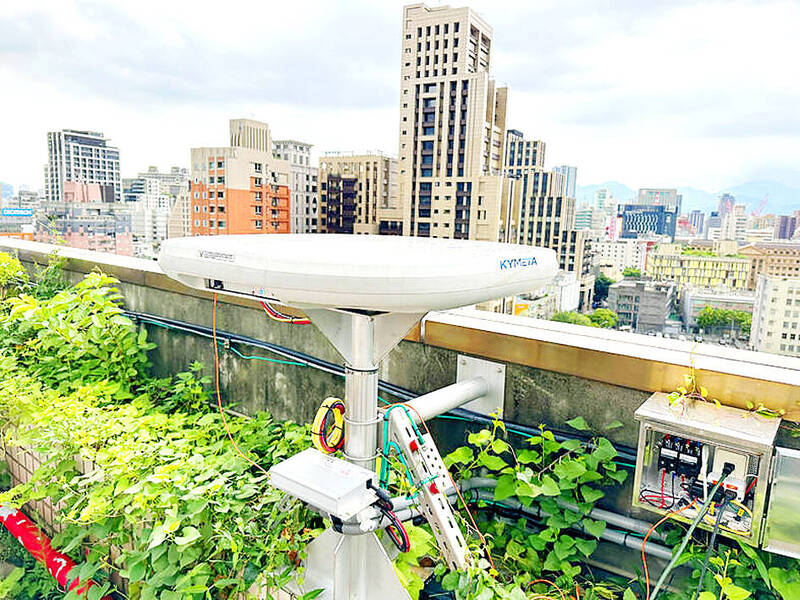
[633,393,780,545]
[762,447,800,559]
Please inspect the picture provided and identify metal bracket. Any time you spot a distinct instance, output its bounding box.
[387,410,472,570]
[456,355,506,418]
[304,308,423,368]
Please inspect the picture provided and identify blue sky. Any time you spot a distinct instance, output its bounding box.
[1,0,799,193]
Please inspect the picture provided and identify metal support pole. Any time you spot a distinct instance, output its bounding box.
[342,315,379,599]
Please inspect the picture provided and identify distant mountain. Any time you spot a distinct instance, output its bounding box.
[577,180,799,215]
[723,181,800,215]
[576,182,635,205]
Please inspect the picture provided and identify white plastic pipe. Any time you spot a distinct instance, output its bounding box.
[403,377,489,424]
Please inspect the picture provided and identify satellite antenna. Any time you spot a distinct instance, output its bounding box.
[159,234,557,599]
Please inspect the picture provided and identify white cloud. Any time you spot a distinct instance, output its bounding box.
[1,0,798,193]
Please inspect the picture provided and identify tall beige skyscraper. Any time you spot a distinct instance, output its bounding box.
[390,3,507,241]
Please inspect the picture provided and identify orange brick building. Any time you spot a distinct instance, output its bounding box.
[189,119,291,236]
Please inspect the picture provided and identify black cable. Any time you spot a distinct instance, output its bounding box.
[126,310,643,463]
[692,498,729,600]
[381,507,410,552]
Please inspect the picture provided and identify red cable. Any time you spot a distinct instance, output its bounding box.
[659,469,666,508]
[745,477,757,495]
[260,301,311,325]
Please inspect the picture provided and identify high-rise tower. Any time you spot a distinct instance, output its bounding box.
[394,3,507,241]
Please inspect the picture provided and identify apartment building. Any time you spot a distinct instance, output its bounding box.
[637,188,681,211]
[396,3,507,241]
[682,288,755,330]
[740,242,800,288]
[646,245,750,292]
[593,239,653,280]
[45,129,121,203]
[503,130,593,308]
[318,153,397,235]
[750,274,800,357]
[554,165,577,198]
[36,182,132,255]
[608,280,676,333]
[124,166,189,257]
[189,119,291,236]
[273,140,318,233]
[774,215,798,240]
[617,204,679,240]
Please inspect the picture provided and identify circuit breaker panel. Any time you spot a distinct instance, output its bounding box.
[633,393,781,545]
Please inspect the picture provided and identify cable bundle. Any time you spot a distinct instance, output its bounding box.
[311,397,345,454]
[381,505,410,553]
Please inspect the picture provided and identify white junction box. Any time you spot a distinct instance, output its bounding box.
[269,448,377,520]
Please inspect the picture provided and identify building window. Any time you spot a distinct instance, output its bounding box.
[218,190,224,199]
[255,206,262,214]
[194,219,200,227]
[194,205,200,212]
[209,206,215,213]
[218,221,225,228]
[254,177,262,187]
[254,220,263,229]
[253,162,263,173]
[218,176,225,184]
[217,161,224,168]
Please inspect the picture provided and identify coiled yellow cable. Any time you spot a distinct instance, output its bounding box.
[311,397,345,454]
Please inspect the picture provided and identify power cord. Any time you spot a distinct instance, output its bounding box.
[650,463,735,600]
[692,495,731,600]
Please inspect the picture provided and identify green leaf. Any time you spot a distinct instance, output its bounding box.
[516,449,540,464]
[539,475,560,496]
[566,416,590,431]
[574,537,597,557]
[698,593,716,600]
[582,518,606,538]
[467,429,492,446]
[441,571,459,590]
[493,474,517,501]
[721,583,751,600]
[553,536,576,560]
[128,560,147,583]
[490,439,511,454]
[623,589,638,600]
[553,459,587,481]
[580,485,605,503]
[444,446,473,467]
[736,541,770,591]
[477,454,508,471]
[608,469,629,483]
[175,526,202,546]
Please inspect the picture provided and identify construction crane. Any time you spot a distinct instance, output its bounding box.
[752,194,769,218]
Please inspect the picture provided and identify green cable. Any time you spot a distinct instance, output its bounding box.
[227,344,306,366]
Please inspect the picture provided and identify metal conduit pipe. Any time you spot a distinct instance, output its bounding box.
[467,489,673,561]
[458,478,666,542]
[335,490,672,561]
